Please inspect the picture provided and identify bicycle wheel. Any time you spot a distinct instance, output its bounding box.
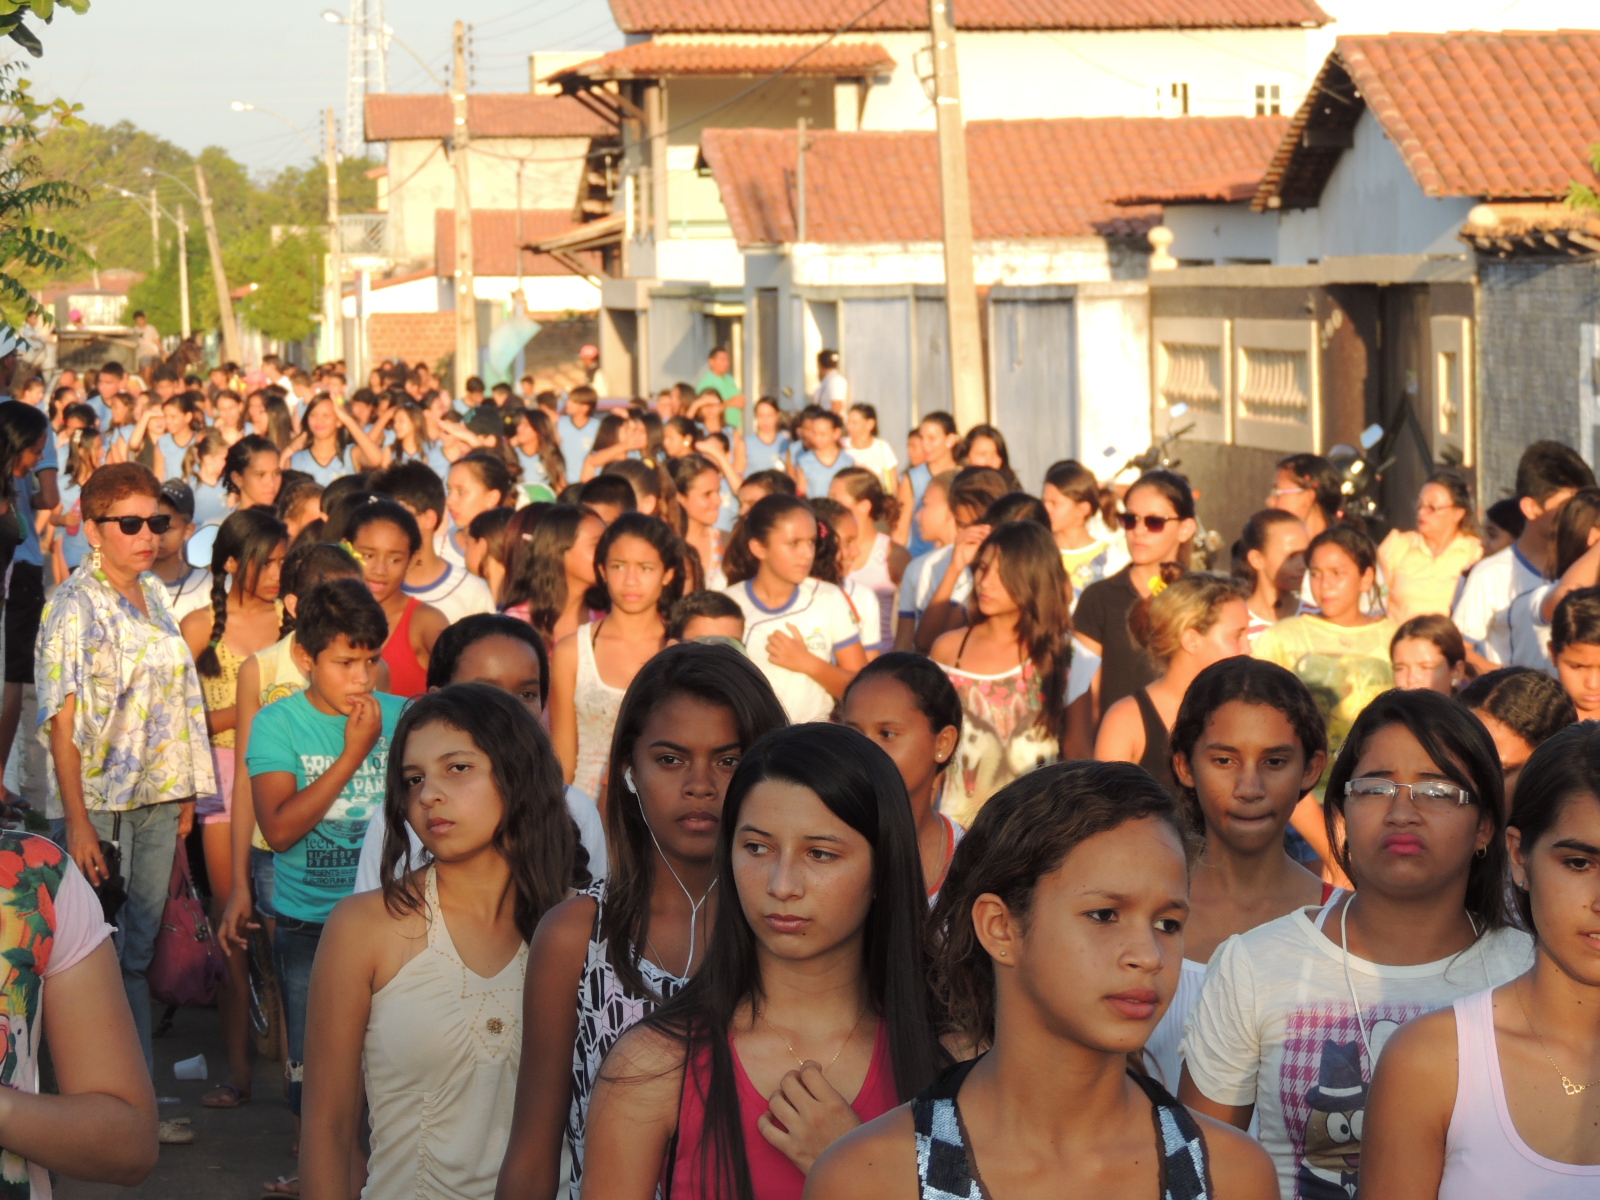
[247,925,283,1062]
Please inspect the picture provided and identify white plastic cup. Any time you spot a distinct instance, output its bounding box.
[173,1053,208,1081]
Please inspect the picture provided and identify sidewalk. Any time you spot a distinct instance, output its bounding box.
[57,1003,297,1200]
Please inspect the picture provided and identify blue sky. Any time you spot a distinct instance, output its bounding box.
[24,0,623,174]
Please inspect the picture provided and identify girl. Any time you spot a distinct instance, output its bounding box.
[288,394,384,486]
[1076,468,1199,715]
[1179,689,1534,1199]
[1548,588,1600,721]
[1095,571,1254,794]
[214,387,246,446]
[896,412,959,557]
[180,508,289,1110]
[1041,458,1126,604]
[465,506,515,603]
[277,478,325,545]
[582,411,647,482]
[155,390,203,479]
[51,426,101,580]
[606,458,682,531]
[721,494,869,723]
[346,498,448,698]
[445,452,513,567]
[386,400,451,479]
[1232,507,1310,642]
[183,429,231,526]
[580,723,943,1200]
[508,407,567,497]
[671,453,728,591]
[224,434,284,514]
[930,520,1081,826]
[548,513,684,797]
[1458,666,1576,805]
[248,390,296,451]
[956,423,1020,491]
[892,470,958,652]
[808,497,883,658]
[496,642,787,1200]
[1362,721,1600,1197]
[1391,614,1469,694]
[1378,468,1483,625]
[807,759,1276,1200]
[830,467,907,652]
[843,403,897,491]
[841,653,963,899]
[500,504,604,645]
[1252,524,1398,763]
[744,397,791,476]
[1144,656,1330,1091]
[1512,485,1600,669]
[301,685,588,1200]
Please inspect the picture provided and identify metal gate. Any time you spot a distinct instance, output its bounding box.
[990,288,1078,492]
[834,289,950,460]
[648,294,711,393]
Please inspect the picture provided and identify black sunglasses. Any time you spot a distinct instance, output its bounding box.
[91,514,172,536]
[1118,512,1173,533]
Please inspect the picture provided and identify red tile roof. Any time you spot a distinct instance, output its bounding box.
[434,210,603,277]
[1115,170,1264,205]
[702,116,1290,245]
[1256,30,1600,207]
[365,93,613,141]
[554,40,895,82]
[610,0,1327,32]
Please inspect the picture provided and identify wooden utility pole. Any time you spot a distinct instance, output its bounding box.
[451,19,478,395]
[928,0,986,430]
[148,185,160,270]
[194,164,241,364]
[324,107,344,364]
[174,202,191,339]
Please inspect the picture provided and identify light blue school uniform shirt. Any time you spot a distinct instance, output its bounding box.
[794,447,854,498]
[289,445,355,487]
[190,477,231,527]
[906,462,934,557]
[558,414,599,484]
[744,431,791,475]
[58,477,89,569]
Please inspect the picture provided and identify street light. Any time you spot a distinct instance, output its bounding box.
[140,165,196,202]
[102,184,191,338]
[320,9,445,88]
[229,100,319,158]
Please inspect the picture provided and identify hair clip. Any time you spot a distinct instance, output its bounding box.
[815,520,831,540]
[339,539,366,566]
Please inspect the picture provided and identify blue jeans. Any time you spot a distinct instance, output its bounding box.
[52,801,181,1076]
[249,845,277,920]
[273,916,323,1116]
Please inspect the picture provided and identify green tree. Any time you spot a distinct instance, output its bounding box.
[1571,143,1600,215]
[0,62,85,326]
[0,0,89,58]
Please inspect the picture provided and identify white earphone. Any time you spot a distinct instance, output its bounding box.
[624,767,637,793]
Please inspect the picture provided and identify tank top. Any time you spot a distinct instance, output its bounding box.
[382,597,428,698]
[567,878,687,1199]
[912,1057,1214,1200]
[847,532,896,648]
[362,868,528,1200]
[573,623,626,798]
[1133,688,1177,797]
[940,632,1059,828]
[671,1020,898,1200]
[1439,987,1600,1198]
[200,638,249,749]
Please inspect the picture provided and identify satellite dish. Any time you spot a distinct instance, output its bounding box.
[186,522,219,570]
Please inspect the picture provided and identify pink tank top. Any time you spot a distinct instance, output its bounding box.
[1440,987,1600,1198]
[669,1020,898,1200]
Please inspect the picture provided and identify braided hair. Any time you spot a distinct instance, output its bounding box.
[195,508,289,677]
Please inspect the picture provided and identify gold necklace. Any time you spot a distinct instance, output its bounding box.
[768,1007,867,1078]
[1515,979,1600,1096]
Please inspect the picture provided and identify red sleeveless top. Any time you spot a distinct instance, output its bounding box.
[381,597,428,698]
[669,1020,898,1200]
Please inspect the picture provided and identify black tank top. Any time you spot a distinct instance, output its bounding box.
[911,1057,1214,1200]
[1133,687,1178,797]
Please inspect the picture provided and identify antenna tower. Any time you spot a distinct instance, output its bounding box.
[343,0,389,158]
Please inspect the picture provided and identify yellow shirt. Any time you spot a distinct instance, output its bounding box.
[1253,615,1397,769]
[1378,529,1482,626]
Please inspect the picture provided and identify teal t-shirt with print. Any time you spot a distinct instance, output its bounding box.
[245,690,407,923]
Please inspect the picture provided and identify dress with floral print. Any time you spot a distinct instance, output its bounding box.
[35,565,215,814]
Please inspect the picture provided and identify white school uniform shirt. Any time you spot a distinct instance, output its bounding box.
[402,560,494,625]
[1506,581,1557,672]
[723,578,861,722]
[897,545,972,620]
[840,577,883,654]
[1452,544,1544,665]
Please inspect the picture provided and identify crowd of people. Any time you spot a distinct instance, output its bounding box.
[3,345,1599,1200]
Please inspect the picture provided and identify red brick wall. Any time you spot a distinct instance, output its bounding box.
[367,312,455,370]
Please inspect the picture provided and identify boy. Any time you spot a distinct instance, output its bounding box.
[558,385,600,483]
[369,461,494,623]
[791,409,854,497]
[668,590,746,643]
[246,578,404,1118]
[1454,440,1593,668]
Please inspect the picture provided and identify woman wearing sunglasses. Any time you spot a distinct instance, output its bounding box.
[1074,469,1197,717]
[37,462,217,1106]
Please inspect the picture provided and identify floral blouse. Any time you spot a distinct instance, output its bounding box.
[35,566,215,815]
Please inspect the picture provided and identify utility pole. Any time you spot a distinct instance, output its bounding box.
[324,107,344,364]
[175,202,192,339]
[451,19,477,395]
[148,185,161,270]
[928,0,986,430]
[194,164,242,364]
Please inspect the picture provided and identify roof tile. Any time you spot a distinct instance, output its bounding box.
[365,93,613,141]
[553,40,895,81]
[609,0,1328,32]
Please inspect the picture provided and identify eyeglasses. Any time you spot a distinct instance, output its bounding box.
[91,514,172,536]
[1119,513,1174,533]
[1344,777,1474,812]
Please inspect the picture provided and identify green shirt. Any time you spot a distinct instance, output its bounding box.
[695,369,743,428]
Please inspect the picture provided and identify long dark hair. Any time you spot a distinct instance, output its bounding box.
[1323,688,1512,931]
[585,511,687,616]
[0,401,47,507]
[196,508,289,676]
[971,521,1072,736]
[600,642,787,1002]
[1043,459,1116,527]
[511,407,567,492]
[224,434,280,497]
[1551,487,1600,579]
[500,504,590,636]
[1506,720,1600,932]
[380,683,590,941]
[640,723,943,1200]
[724,493,811,586]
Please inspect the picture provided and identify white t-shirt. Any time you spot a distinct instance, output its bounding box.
[164,566,216,622]
[1180,903,1533,1200]
[840,576,883,653]
[1452,544,1544,664]
[812,372,848,412]
[845,437,898,490]
[403,560,494,625]
[898,545,972,620]
[1506,581,1556,672]
[353,784,607,894]
[723,577,862,722]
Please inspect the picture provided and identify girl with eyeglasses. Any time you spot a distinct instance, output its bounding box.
[1178,689,1533,1200]
[1378,469,1483,626]
[1361,721,1600,1197]
[1075,469,1198,716]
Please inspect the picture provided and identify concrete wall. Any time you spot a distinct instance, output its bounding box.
[789,238,1139,289]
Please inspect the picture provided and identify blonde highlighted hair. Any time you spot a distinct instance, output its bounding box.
[1127,569,1249,668]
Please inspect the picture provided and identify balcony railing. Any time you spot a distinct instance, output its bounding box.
[339,214,389,257]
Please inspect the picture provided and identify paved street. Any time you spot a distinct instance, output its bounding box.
[57,1004,296,1200]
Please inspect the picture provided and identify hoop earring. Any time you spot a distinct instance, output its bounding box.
[1475,845,1488,859]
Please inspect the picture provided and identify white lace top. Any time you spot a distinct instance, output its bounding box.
[573,624,625,799]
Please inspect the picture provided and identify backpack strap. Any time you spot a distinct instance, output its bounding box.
[1128,1070,1214,1200]
[912,1057,983,1200]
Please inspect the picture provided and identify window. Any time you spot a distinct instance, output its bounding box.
[1255,83,1281,116]
[1156,82,1190,116]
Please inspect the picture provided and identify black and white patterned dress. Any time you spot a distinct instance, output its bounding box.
[566,878,687,1199]
[912,1058,1214,1200]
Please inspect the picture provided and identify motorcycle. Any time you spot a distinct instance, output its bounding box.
[1328,423,1391,541]
[1103,404,1224,568]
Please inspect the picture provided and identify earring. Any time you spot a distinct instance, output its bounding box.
[1476,845,1488,859]
[998,949,1006,957]
[90,546,102,571]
